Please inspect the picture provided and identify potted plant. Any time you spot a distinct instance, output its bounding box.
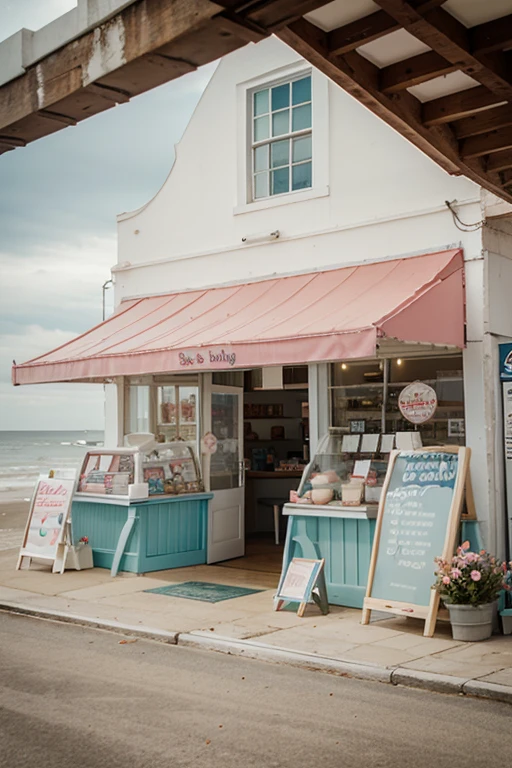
[434,542,511,642]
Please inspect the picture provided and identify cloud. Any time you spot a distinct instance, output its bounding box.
[0,235,116,334]
[0,324,105,430]
[0,8,216,430]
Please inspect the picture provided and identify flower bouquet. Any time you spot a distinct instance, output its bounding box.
[434,542,511,641]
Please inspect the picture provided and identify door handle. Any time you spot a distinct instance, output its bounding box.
[238,460,246,487]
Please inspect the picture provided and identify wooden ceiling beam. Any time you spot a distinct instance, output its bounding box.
[423,86,504,126]
[278,18,512,204]
[327,11,399,56]
[461,127,512,159]
[325,1,448,56]
[373,2,512,104]
[451,104,512,139]
[380,50,457,93]
[471,13,512,56]
[499,168,512,188]
[486,149,512,172]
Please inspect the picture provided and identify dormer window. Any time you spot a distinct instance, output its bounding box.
[251,74,312,200]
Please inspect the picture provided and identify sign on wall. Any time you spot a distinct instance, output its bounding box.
[361,447,470,637]
[398,381,437,424]
[17,474,75,573]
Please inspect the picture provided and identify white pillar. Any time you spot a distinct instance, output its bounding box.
[104,378,125,447]
[308,363,329,457]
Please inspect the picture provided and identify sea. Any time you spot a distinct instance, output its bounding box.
[0,430,104,501]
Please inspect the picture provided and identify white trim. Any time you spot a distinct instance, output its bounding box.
[112,197,479,275]
[234,184,329,215]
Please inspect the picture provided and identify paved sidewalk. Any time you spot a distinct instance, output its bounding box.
[0,545,510,704]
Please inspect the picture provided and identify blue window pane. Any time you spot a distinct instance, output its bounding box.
[271,140,289,168]
[254,172,269,199]
[254,144,269,172]
[254,89,269,116]
[292,135,312,163]
[292,162,312,191]
[271,167,289,195]
[292,76,311,106]
[272,109,289,137]
[254,115,269,141]
[272,83,290,111]
[292,103,312,132]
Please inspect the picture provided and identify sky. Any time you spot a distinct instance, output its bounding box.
[0,1,216,431]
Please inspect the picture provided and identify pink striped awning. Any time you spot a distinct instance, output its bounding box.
[12,248,465,385]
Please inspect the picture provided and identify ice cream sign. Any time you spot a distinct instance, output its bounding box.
[398,381,437,424]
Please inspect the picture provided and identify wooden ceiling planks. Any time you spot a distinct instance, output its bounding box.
[1,0,512,202]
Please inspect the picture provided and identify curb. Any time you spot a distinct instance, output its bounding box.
[179,632,392,683]
[2,600,511,705]
[0,601,179,644]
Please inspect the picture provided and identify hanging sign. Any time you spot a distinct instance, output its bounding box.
[275,558,329,617]
[201,431,218,454]
[398,381,437,424]
[361,447,470,637]
[17,473,76,573]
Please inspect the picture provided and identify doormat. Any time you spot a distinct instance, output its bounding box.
[144,581,263,603]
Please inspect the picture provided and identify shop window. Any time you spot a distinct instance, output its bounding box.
[157,385,199,445]
[126,386,150,434]
[329,356,465,446]
[251,74,312,201]
[212,371,244,387]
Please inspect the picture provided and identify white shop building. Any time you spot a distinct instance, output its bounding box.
[13,37,512,571]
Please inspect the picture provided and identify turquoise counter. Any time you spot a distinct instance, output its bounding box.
[71,493,212,575]
[281,504,482,610]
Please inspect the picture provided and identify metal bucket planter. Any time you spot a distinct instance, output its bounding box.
[446,602,496,642]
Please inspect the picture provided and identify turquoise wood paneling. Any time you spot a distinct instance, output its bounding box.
[281,514,377,609]
[71,494,211,574]
[281,515,487,610]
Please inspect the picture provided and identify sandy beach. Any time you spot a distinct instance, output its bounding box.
[0,498,31,533]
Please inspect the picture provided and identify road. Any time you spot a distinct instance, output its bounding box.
[0,612,510,768]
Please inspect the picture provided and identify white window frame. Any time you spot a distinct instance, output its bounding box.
[235,62,329,215]
[251,73,313,201]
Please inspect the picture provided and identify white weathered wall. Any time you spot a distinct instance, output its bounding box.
[113,37,510,550]
[115,37,481,299]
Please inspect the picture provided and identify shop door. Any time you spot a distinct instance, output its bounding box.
[207,385,245,563]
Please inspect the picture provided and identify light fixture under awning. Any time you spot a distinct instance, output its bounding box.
[12,248,465,386]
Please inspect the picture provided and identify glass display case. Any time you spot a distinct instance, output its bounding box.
[77,443,204,500]
[294,428,389,507]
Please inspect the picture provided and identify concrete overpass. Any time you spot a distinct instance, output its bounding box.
[1,0,512,204]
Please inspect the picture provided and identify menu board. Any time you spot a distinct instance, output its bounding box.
[17,475,75,570]
[362,447,469,636]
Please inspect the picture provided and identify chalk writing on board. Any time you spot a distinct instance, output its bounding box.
[371,452,458,606]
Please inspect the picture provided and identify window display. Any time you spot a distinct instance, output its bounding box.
[330,355,465,446]
[292,428,389,508]
[77,443,204,500]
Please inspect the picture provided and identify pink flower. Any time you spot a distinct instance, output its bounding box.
[451,568,461,579]
[442,576,451,585]
[470,570,481,581]
[461,541,470,551]
[466,552,478,563]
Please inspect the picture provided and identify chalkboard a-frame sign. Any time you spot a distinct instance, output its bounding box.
[362,446,471,637]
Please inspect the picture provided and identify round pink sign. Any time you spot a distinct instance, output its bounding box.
[398,381,437,424]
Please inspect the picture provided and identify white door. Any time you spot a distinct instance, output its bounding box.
[206,383,245,563]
